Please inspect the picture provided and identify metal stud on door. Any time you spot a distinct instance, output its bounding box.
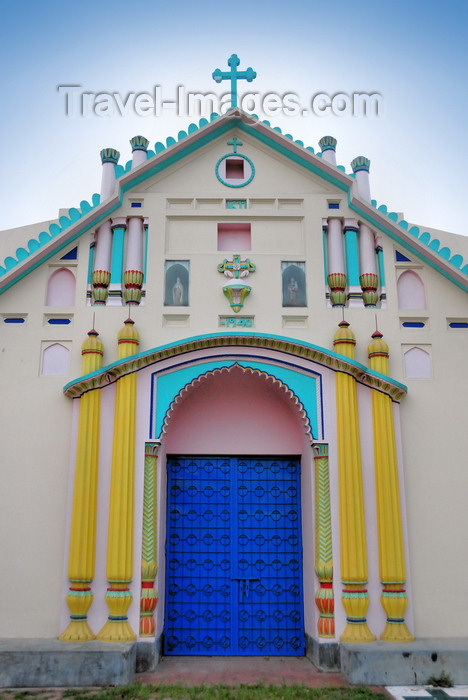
[164,456,304,655]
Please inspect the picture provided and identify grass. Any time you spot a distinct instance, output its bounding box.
[0,684,387,700]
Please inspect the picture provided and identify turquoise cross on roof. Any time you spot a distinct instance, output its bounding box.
[212,54,257,108]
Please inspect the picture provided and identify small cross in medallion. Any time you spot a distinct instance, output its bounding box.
[227,136,243,154]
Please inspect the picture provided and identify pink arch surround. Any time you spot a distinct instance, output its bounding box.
[162,363,312,454]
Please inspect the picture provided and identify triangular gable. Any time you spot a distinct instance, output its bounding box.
[1,107,468,294]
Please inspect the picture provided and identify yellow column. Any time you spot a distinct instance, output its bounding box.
[139,441,160,636]
[368,331,414,642]
[313,443,335,638]
[97,318,139,642]
[60,328,104,641]
[333,321,375,642]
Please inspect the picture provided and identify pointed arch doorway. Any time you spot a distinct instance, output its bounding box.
[162,364,311,656]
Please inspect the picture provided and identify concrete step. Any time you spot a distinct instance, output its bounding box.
[341,638,468,685]
[0,639,136,687]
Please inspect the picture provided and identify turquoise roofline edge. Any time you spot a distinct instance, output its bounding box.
[348,198,468,293]
[1,108,467,294]
[62,331,408,401]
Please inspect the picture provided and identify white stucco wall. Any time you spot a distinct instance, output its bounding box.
[0,126,467,641]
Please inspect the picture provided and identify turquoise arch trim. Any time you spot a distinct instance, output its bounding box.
[152,359,318,440]
[63,332,408,408]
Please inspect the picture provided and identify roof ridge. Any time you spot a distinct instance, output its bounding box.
[1,109,467,287]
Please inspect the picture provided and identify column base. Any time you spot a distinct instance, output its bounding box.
[96,619,137,643]
[59,620,95,642]
[341,621,376,643]
[380,587,413,642]
[381,620,415,642]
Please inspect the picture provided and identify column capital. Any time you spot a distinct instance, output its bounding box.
[319,135,337,153]
[312,442,329,458]
[100,148,120,165]
[111,216,127,229]
[145,440,162,457]
[130,135,149,152]
[351,156,370,173]
[343,218,359,231]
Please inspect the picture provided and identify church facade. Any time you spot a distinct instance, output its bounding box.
[2,86,468,682]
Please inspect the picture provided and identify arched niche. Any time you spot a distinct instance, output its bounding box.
[404,346,431,378]
[41,343,70,375]
[397,270,426,309]
[163,364,310,454]
[282,263,307,307]
[164,261,189,306]
[46,268,76,306]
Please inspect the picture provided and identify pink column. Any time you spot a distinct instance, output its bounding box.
[351,156,371,202]
[319,136,337,167]
[100,148,120,200]
[92,220,112,305]
[351,157,378,306]
[358,222,379,307]
[130,136,149,168]
[326,218,347,307]
[123,217,145,305]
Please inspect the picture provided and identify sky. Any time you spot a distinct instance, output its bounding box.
[1,0,467,240]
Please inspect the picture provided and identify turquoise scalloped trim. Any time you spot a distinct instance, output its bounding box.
[365,198,468,273]
[0,193,101,278]
[2,109,468,288]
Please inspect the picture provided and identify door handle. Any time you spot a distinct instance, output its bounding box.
[232,577,260,602]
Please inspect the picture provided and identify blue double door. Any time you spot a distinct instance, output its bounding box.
[164,456,305,655]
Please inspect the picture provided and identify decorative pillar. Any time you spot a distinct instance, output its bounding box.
[130,135,149,168]
[319,136,337,167]
[140,441,160,636]
[333,321,375,642]
[368,331,414,642]
[326,218,347,307]
[92,220,113,305]
[100,148,120,200]
[313,442,334,638]
[108,217,127,305]
[123,217,145,305]
[376,238,387,308]
[351,156,371,202]
[343,218,362,307]
[60,327,104,641]
[358,222,379,307]
[97,318,140,642]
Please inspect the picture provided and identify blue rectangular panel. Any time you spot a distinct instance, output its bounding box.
[164,456,304,656]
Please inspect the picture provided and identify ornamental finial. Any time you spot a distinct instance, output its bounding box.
[319,136,337,153]
[100,148,120,165]
[130,136,149,153]
[351,156,370,173]
[212,54,257,108]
